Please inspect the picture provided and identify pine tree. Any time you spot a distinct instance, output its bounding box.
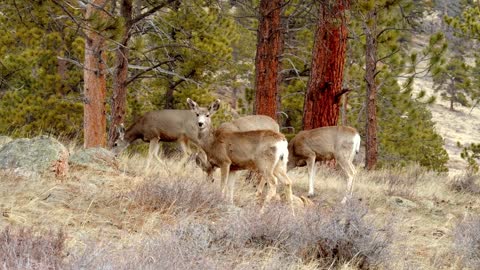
[83,0,109,148]
[302,0,350,130]
[254,0,284,120]
[344,0,449,171]
[432,56,472,111]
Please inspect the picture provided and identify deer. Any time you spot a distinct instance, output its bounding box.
[187,98,294,211]
[287,126,361,202]
[111,109,205,170]
[194,114,280,181]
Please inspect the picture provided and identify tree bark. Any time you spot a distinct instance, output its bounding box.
[364,9,378,170]
[108,0,133,147]
[254,0,283,120]
[303,0,350,130]
[84,0,108,148]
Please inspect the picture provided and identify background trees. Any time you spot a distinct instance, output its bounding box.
[4,0,479,171]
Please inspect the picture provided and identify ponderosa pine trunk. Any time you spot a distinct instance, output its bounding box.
[254,0,283,120]
[84,0,108,148]
[364,9,378,170]
[108,0,132,148]
[303,0,349,130]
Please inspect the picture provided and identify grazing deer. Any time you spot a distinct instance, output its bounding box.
[195,115,280,181]
[187,98,294,211]
[112,109,205,170]
[287,126,360,201]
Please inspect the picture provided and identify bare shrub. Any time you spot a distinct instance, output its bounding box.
[126,176,225,215]
[453,215,480,268]
[214,200,392,269]
[69,218,302,270]
[0,226,65,270]
[69,219,231,270]
[450,173,480,194]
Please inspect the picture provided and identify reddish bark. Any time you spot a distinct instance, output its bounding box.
[83,0,108,148]
[303,0,350,130]
[364,9,378,170]
[108,0,132,147]
[254,0,283,120]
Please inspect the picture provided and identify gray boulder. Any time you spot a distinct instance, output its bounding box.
[388,196,418,209]
[0,136,12,148]
[69,147,119,172]
[0,136,69,178]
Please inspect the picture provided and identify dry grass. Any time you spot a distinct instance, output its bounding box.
[0,153,480,269]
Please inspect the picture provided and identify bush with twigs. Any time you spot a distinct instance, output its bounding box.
[453,215,480,269]
[0,226,65,270]
[125,176,226,215]
[214,200,392,269]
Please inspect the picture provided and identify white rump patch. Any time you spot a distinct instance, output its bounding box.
[352,133,361,157]
[274,139,289,168]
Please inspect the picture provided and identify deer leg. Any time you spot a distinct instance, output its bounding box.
[306,155,316,197]
[262,172,277,209]
[337,156,355,204]
[152,138,162,163]
[255,175,267,204]
[219,163,231,199]
[274,166,294,215]
[226,171,237,204]
[147,138,160,170]
[177,138,191,166]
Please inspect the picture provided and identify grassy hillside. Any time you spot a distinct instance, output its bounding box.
[1,153,479,269]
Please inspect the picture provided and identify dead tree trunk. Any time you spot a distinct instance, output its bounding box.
[364,9,378,170]
[254,0,283,120]
[303,0,350,130]
[84,0,108,148]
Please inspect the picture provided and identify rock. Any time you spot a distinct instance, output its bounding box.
[0,136,69,178]
[69,148,119,172]
[0,136,12,148]
[388,196,418,209]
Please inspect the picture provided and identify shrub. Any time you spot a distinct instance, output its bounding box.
[0,226,65,270]
[453,215,480,268]
[450,173,480,194]
[214,200,392,269]
[126,176,225,215]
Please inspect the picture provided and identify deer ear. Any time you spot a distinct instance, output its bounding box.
[187,98,198,110]
[209,99,221,113]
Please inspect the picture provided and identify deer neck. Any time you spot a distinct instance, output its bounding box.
[197,127,216,153]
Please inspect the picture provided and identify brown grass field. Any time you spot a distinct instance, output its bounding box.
[1,151,479,269]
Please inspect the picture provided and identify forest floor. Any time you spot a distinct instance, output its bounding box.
[0,155,479,269]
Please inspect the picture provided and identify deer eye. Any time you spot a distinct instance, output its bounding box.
[114,143,118,147]
[206,114,210,117]
[196,113,199,117]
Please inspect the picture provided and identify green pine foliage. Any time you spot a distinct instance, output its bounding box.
[0,1,84,138]
[459,142,480,173]
[445,4,480,40]
[133,1,240,110]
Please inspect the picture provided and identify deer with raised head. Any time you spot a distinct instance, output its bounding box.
[187,98,294,211]
[287,126,360,202]
[112,109,205,170]
[194,114,280,181]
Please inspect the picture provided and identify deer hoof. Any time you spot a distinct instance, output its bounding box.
[307,193,315,198]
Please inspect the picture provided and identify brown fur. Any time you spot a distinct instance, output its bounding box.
[287,126,360,199]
